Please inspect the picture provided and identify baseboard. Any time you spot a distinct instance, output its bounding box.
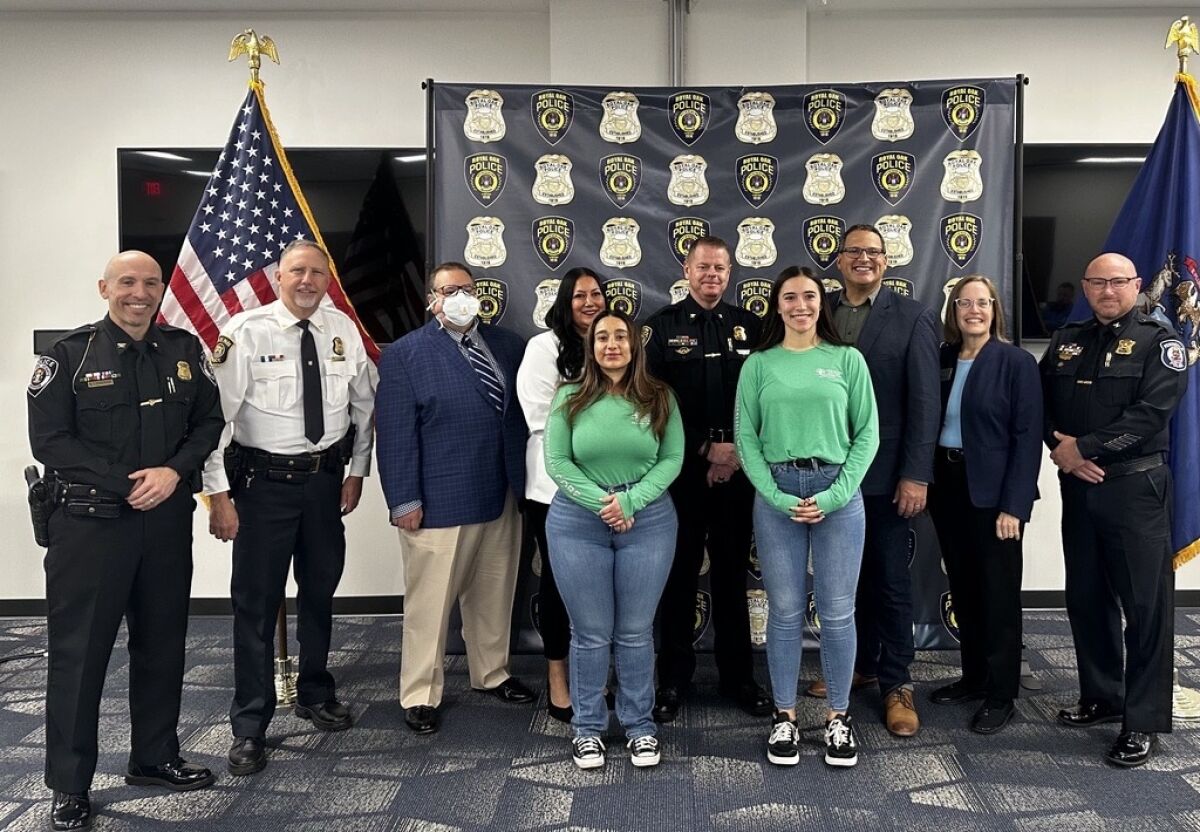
[4,592,1200,617]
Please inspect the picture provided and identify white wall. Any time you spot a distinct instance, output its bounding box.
[1,4,1192,600]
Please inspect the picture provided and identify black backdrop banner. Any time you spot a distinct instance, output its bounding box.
[429,78,1019,653]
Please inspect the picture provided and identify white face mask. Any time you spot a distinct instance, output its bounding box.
[440,291,481,327]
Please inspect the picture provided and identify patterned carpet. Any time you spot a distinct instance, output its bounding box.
[2,612,1200,831]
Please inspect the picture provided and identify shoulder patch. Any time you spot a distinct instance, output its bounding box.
[28,355,59,397]
[199,353,216,384]
[1161,339,1188,371]
[211,335,233,365]
[641,325,653,346]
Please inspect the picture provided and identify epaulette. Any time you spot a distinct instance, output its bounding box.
[1134,311,1176,335]
[51,323,98,346]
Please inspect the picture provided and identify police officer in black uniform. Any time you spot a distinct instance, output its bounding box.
[644,236,772,721]
[27,251,224,830]
[1042,252,1188,768]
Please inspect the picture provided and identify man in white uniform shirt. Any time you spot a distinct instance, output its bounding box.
[204,239,377,776]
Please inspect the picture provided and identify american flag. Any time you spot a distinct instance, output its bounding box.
[159,82,381,362]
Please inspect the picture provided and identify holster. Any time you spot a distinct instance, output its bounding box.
[24,465,56,547]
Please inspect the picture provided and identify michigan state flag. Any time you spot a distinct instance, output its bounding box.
[1102,73,1200,568]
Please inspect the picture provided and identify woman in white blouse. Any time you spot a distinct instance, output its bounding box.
[517,267,606,722]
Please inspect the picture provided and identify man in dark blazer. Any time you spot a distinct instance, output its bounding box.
[807,224,940,737]
[376,261,534,735]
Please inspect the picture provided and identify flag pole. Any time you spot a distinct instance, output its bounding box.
[228,28,298,706]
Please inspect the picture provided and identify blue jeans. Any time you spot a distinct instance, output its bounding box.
[753,462,865,713]
[546,491,677,739]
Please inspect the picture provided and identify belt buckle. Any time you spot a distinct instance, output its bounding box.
[946,448,964,463]
[308,453,322,473]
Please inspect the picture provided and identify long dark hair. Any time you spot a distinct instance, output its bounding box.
[755,265,847,352]
[545,267,602,381]
[565,309,674,439]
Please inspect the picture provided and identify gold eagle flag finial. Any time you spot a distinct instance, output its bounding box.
[228,29,280,84]
[1166,16,1199,74]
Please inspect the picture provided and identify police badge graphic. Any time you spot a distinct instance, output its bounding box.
[802,153,846,206]
[883,277,915,298]
[669,279,690,304]
[941,276,964,324]
[668,217,711,266]
[738,278,773,318]
[821,277,844,294]
[941,84,985,141]
[693,590,713,646]
[603,277,642,318]
[463,153,507,207]
[803,215,846,269]
[805,591,821,633]
[735,92,777,144]
[599,154,642,208]
[531,88,573,145]
[532,216,575,270]
[803,88,846,145]
[736,154,778,207]
[599,91,642,144]
[940,591,961,643]
[599,217,642,269]
[941,212,983,267]
[747,589,768,646]
[876,214,914,267]
[474,278,508,325]
[871,87,915,142]
[872,151,915,205]
[940,149,984,202]
[464,216,507,268]
[669,90,710,146]
[532,278,560,329]
[667,154,710,207]
[463,88,506,143]
[736,217,778,269]
[532,154,574,206]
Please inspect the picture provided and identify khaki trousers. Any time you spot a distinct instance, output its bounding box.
[398,494,522,707]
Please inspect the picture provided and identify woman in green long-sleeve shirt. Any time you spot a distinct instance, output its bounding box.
[543,309,684,771]
[735,266,879,770]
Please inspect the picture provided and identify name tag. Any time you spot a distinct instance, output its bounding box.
[258,354,287,363]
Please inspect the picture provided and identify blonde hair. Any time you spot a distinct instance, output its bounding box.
[943,274,1008,344]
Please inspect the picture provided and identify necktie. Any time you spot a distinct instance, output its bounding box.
[463,335,504,412]
[699,310,726,434]
[130,341,166,467]
[298,320,325,445]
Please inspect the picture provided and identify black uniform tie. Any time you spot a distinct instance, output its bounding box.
[699,310,726,435]
[298,320,325,445]
[130,340,166,467]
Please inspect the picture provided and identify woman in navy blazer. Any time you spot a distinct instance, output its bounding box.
[927,275,1042,735]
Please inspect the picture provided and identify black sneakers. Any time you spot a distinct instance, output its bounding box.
[824,713,858,767]
[767,712,800,766]
[571,736,606,770]
[627,735,661,768]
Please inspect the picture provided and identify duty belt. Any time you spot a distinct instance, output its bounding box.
[56,480,125,519]
[1101,453,1164,479]
[241,446,344,479]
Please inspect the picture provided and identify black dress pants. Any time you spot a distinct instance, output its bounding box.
[525,500,570,661]
[229,465,345,739]
[853,494,915,694]
[44,488,194,793]
[928,451,1023,703]
[1061,465,1175,733]
[656,456,755,690]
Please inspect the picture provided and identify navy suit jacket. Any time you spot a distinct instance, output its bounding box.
[376,319,528,528]
[938,339,1043,521]
[839,286,941,496]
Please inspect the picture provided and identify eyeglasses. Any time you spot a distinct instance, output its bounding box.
[953,297,995,309]
[840,247,885,258]
[431,284,477,297]
[1081,277,1136,289]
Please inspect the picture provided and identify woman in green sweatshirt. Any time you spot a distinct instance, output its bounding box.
[543,309,684,771]
[735,266,879,769]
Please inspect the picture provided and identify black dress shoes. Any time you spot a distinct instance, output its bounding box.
[653,686,683,723]
[50,791,91,831]
[547,701,574,723]
[227,736,267,776]
[295,699,353,731]
[970,700,1015,734]
[1057,701,1123,727]
[125,757,216,791]
[1107,731,1158,767]
[719,681,774,717]
[479,677,536,704]
[930,679,986,706]
[405,705,439,734]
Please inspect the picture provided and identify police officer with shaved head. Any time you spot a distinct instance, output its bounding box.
[28,250,224,830]
[1043,251,1187,767]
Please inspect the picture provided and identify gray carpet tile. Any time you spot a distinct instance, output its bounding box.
[0,612,1199,831]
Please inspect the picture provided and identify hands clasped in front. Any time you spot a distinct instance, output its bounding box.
[599,493,635,533]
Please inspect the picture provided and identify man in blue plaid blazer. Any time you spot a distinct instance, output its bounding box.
[376,262,533,735]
